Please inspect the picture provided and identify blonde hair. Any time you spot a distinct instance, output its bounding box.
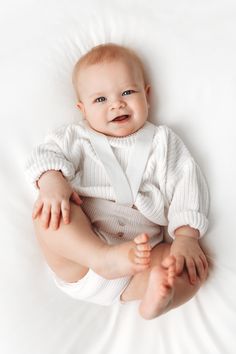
[72,43,147,98]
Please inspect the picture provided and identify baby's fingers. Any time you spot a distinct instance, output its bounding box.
[198,254,209,281]
[186,257,197,285]
[70,191,82,206]
[175,255,185,275]
[32,199,43,219]
[195,257,206,282]
[200,253,209,273]
[61,199,71,225]
[40,203,51,229]
[50,203,61,230]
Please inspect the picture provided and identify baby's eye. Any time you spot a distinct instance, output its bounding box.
[122,90,135,96]
[95,96,106,103]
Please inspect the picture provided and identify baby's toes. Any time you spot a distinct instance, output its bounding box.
[132,234,151,266]
[136,249,150,259]
[168,266,176,285]
[136,243,152,252]
[136,250,150,257]
[134,256,150,265]
[134,249,151,264]
[134,233,149,245]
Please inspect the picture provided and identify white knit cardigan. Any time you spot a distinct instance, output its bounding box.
[26,121,209,238]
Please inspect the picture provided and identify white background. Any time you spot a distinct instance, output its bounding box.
[0,1,236,353]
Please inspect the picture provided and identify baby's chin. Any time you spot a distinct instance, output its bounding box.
[106,126,139,138]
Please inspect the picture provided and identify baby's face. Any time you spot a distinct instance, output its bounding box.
[76,59,150,137]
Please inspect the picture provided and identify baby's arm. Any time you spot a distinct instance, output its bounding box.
[170,225,208,284]
[26,124,83,229]
[33,170,82,230]
[161,127,209,284]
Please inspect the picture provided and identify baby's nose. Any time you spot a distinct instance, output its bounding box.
[110,99,126,110]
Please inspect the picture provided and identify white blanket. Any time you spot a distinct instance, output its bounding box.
[1,0,236,353]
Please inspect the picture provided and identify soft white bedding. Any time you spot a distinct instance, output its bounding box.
[1,1,236,353]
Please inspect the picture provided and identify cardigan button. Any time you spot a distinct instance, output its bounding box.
[117,232,124,238]
[118,219,125,227]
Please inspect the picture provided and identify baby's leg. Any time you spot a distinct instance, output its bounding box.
[33,202,151,283]
[121,243,207,320]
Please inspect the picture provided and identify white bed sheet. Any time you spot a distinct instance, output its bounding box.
[1,0,236,353]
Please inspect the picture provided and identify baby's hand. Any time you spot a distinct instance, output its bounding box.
[32,170,82,230]
[170,235,208,285]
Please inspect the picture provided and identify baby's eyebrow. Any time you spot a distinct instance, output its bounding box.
[89,92,104,98]
[122,83,139,88]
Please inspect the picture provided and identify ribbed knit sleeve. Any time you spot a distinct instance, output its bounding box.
[164,127,209,238]
[25,124,81,187]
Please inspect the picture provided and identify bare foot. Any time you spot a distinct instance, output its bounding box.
[97,233,152,279]
[139,255,176,320]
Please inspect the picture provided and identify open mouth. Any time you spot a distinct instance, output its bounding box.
[111,114,130,122]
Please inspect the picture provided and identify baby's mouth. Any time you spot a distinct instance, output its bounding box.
[111,114,130,122]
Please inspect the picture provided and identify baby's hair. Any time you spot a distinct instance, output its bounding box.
[72,43,147,99]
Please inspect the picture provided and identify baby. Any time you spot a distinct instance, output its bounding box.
[26,43,209,320]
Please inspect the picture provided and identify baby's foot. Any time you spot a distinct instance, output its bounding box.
[139,255,176,320]
[97,233,151,279]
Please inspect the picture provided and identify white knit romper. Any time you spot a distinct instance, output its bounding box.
[51,123,164,306]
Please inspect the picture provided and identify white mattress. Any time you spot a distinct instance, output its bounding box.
[1,0,236,353]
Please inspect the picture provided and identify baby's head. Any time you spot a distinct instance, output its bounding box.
[73,43,150,137]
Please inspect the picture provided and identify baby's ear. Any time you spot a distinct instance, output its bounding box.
[76,101,85,115]
[145,85,151,107]
[145,84,151,96]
